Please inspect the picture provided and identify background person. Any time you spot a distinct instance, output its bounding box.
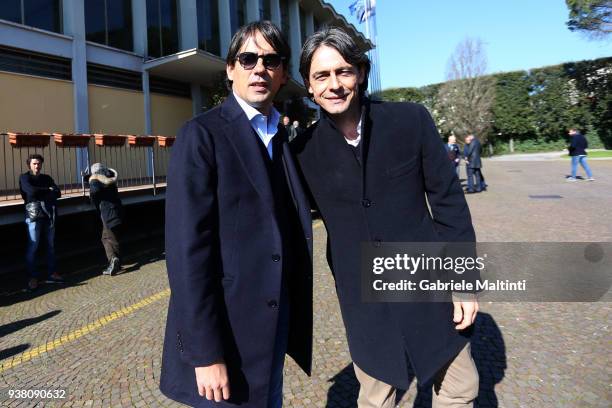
[86,163,124,276]
[464,134,486,193]
[446,135,461,178]
[567,128,594,181]
[19,154,64,291]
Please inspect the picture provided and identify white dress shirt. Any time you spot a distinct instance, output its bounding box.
[233,92,280,159]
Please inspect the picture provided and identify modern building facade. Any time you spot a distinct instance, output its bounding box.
[0,0,373,138]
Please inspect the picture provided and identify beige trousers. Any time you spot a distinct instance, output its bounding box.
[353,343,479,408]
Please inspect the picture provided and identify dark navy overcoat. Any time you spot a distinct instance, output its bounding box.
[291,100,476,388]
[160,95,313,407]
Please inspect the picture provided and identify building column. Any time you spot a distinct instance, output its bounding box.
[179,0,199,50]
[143,70,154,179]
[143,71,152,135]
[62,0,88,134]
[132,1,148,55]
[305,10,314,36]
[62,0,89,176]
[270,0,281,28]
[218,0,232,56]
[288,0,301,81]
[246,0,259,22]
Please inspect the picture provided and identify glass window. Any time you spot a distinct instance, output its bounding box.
[229,0,245,35]
[0,0,22,24]
[106,0,133,51]
[1,0,61,33]
[259,0,270,21]
[24,0,61,32]
[85,1,106,45]
[197,0,220,56]
[85,0,133,51]
[147,0,179,57]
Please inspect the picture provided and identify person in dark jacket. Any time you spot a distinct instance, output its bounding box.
[567,128,594,181]
[19,153,64,291]
[292,28,479,408]
[464,134,486,193]
[446,135,461,178]
[86,163,123,275]
[160,21,312,408]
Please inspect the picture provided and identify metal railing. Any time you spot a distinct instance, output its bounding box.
[0,133,175,205]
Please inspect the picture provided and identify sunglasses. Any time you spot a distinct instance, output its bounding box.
[236,52,285,70]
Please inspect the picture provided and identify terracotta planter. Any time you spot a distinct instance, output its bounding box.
[94,134,126,146]
[5,132,51,147]
[128,135,156,147]
[157,136,176,148]
[53,133,91,147]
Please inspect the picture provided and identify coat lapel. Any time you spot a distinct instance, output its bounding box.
[220,95,274,213]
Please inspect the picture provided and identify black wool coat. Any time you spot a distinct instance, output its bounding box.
[160,94,313,408]
[465,138,483,169]
[291,100,476,387]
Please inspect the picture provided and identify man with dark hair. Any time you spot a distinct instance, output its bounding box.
[19,153,64,291]
[160,21,312,408]
[293,28,479,407]
[567,128,594,181]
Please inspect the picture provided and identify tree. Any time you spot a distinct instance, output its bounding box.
[378,87,424,103]
[436,38,496,142]
[566,0,612,39]
[530,66,589,141]
[492,71,536,143]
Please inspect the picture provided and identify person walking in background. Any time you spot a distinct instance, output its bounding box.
[567,128,594,181]
[446,135,461,178]
[19,154,64,291]
[86,163,124,276]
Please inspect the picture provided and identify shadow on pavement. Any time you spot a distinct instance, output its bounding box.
[472,312,507,408]
[326,364,359,407]
[0,344,30,362]
[0,235,165,307]
[0,310,61,338]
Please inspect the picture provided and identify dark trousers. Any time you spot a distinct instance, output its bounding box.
[466,167,483,192]
[101,225,120,261]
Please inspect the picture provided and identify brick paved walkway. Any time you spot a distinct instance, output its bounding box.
[1,159,610,407]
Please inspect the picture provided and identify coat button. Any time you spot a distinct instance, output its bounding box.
[271,254,281,262]
[267,300,278,308]
[362,199,372,208]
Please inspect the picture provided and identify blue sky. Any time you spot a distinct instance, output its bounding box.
[328,0,611,89]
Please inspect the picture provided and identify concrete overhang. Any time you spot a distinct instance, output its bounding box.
[143,48,307,99]
[143,48,226,87]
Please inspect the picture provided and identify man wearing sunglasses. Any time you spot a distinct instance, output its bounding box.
[292,28,479,407]
[161,21,313,408]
